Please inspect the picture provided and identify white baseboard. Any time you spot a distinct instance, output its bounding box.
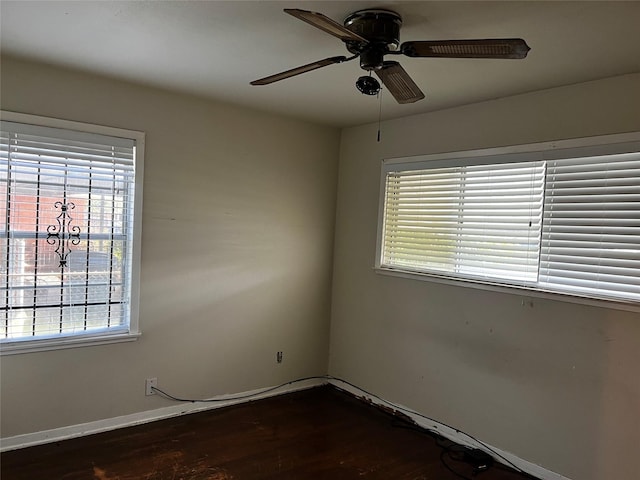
[328,378,572,480]
[0,376,573,480]
[0,378,326,453]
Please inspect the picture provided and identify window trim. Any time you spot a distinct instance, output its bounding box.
[375,131,640,313]
[0,110,145,355]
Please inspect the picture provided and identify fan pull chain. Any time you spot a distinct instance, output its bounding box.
[377,87,383,142]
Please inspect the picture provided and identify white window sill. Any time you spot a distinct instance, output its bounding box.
[0,331,141,356]
[375,266,640,313]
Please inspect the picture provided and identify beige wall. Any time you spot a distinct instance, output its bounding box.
[329,73,640,480]
[0,56,340,437]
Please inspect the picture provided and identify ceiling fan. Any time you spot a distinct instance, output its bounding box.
[251,8,530,104]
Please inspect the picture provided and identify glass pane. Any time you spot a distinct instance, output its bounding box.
[7,308,34,338]
[7,238,34,307]
[33,306,61,338]
[60,306,87,334]
[107,302,125,328]
[86,304,110,330]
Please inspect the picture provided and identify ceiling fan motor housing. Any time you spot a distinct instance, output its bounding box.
[344,9,402,70]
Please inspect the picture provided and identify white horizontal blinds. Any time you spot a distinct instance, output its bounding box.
[382,161,545,283]
[1,131,8,324]
[540,152,640,301]
[457,162,545,281]
[382,167,462,273]
[1,120,135,341]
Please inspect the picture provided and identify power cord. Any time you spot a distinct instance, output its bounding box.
[150,375,323,403]
[440,447,479,480]
[326,376,533,478]
[390,420,479,479]
[151,375,535,479]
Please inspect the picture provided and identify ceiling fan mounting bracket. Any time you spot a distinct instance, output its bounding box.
[343,9,402,55]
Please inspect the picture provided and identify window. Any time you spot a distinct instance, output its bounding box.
[1,112,144,354]
[377,133,640,309]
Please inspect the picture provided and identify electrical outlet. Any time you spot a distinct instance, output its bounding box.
[276,351,283,363]
[145,377,158,396]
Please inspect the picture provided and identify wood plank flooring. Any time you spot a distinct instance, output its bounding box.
[1,385,537,479]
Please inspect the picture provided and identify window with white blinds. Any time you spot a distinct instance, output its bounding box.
[1,113,144,352]
[382,161,545,283]
[540,152,640,302]
[377,134,640,307]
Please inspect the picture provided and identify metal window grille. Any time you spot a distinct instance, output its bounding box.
[1,120,136,342]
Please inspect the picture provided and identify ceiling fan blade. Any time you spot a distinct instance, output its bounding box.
[284,8,368,43]
[251,56,347,86]
[401,38,531,59]
[375,61,425,104]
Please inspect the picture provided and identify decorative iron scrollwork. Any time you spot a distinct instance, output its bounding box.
[47,202,81,268]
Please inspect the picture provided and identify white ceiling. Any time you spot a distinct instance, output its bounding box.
[2,1,640,127]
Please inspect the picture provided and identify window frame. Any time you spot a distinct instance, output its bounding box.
[375,131,640,313]
[0,111,144,355]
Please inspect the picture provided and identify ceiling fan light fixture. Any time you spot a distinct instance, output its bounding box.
[359,46,386,71]
[355,75,381,96]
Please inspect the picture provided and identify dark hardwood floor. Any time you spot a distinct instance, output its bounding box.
[1,385,536,479]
